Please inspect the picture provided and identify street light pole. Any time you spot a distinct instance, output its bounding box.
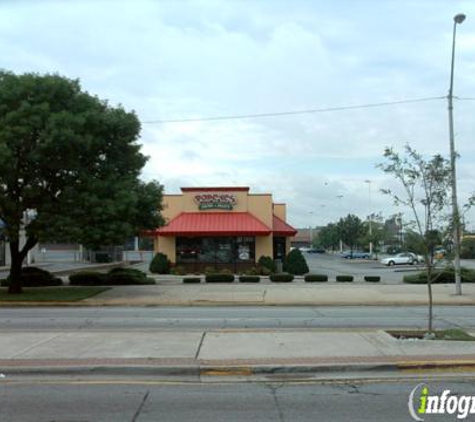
[364,180,373,255]
[309,211,314,248]
[336,195,344,252]
[448,13,465,296]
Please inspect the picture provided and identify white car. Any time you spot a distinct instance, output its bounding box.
[380,252,422,266]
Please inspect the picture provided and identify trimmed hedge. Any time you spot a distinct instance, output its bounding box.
[336,275,354,282]
[283,249,309,275]
[364,276,381,282]
[69,268,155,286]
[106,268,155,285]
[205,274,235,283]
[69,272,108,286]
[239,276,261,283]
[183,277,201,283]
[270,273,294,282]
[404,267,475,284]
[304,274,328,282]
[1,267,62,287]
[149,252,171,274]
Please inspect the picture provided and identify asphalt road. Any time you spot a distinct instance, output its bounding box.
[1,378,474,421]
[1,305,474,331]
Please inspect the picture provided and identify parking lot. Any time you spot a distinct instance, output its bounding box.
[305,252,426,284]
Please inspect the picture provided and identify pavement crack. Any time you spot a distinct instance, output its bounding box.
[267,384,285,422]
[194,331,206,359]
[131,391,149,422]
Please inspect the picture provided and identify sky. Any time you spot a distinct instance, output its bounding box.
[1,0,475,230]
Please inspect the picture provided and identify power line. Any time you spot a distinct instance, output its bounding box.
[142,96,445,124]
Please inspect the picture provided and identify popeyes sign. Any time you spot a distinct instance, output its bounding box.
[194,193,237,210]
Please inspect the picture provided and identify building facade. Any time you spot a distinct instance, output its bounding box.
[149,187,297,272]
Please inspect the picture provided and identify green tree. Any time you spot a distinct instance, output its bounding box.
[317,223,340,250]
[378,146,452,334]
[337,214,365,252]
[0,71,163,294]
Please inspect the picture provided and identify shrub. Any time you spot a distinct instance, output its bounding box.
[283,249,309,275]
[257,256,276,274]
[205,274,235,283]
[183,277,201,283]
[170,265,186,275]
[70,268,155,286]
[239,275,261,283]
[108,267,146,277]
[219,268,233,275]
[204,266,216,275]
[107,268,155,285]
[270,273,294,282]
[2,267,62,287]
[461,238,475,259]
[364,276,381,282]
[245,267,259,276]
[149,253,171,274]
[336,275,354,282]
[403,267,475,284]
[304,274,328,282]
[69,272,107,286]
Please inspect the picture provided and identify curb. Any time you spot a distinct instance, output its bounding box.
[3,360,475,377]
[0,363,398,377]
[2,300,475,307]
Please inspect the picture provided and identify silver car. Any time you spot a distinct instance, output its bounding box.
[380,252,422,266]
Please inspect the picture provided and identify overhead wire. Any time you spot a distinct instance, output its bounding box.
[142,95,446,124]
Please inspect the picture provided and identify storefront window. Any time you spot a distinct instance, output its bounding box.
[176,237,255,264]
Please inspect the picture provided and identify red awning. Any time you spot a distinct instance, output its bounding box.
[154,212,272,237]
[273,215,297,236]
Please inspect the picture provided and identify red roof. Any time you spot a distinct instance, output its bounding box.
[273,215,297,236]
[155,212,272,237]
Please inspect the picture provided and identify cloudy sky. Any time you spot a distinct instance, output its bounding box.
[2,0,475,229]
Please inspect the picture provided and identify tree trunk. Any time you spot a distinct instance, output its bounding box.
[8,241,23,294]
[427,265,433,334]
[7,236,38,295]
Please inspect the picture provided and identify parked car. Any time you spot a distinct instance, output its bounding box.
[380,252,422,266]
[307,247,326,254]
[341,251,371,259]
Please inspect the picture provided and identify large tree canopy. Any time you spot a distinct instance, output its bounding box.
[0,71,163,293]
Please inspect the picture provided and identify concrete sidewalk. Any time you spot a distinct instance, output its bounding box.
[2,282,475,307]
[1,329,475,377]
[82,282,475,306]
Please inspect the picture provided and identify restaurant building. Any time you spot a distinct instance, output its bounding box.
[149,187,297,272]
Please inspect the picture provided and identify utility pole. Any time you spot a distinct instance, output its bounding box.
[448,13,466,295]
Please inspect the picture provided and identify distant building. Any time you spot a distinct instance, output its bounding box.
[290,229,312,249]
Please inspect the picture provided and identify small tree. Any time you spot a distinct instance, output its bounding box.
[378,146,452,334]
[337,214,365,253]
[284,249,309,275]
[149,252,170,274]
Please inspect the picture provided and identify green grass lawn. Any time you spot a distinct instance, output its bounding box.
[436,328,475,341]
[0,286,110,301]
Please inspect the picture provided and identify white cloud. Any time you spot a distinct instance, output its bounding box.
[2,0,475,229]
